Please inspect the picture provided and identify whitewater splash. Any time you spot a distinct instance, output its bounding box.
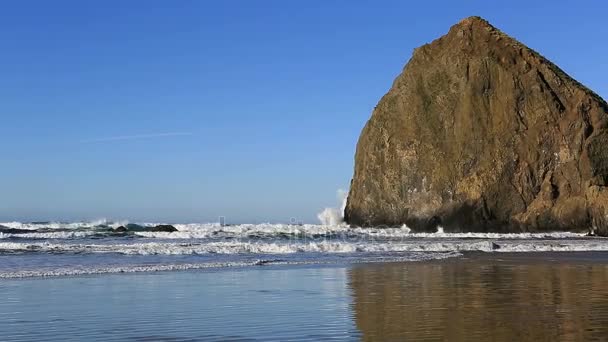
[317,189,348,226]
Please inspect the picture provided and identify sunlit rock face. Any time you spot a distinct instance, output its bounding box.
[345,16,608,235]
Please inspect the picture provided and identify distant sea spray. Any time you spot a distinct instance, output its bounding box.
[317,189,348,226]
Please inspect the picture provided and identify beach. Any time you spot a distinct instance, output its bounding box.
[2,252,607,341]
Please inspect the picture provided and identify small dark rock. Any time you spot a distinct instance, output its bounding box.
[151,224,178,232]
[108,224,177,233]
[125,223,145,231]
[112,226,128,233]
[491,242,501,250]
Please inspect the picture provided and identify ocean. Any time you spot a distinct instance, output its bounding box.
[1,221,608,340]
[1,221,606,278]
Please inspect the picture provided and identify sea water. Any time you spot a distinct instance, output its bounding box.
[0,221,606,278]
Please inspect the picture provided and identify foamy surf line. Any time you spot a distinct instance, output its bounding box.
[0,220,127,230]
[0,231,99,240]
[1,239,608,255]
[1,221,591,240]
[134,229,588,240]
[0,252,460,279]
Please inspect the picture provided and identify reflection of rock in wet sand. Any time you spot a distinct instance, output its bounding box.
[348,255,608,341]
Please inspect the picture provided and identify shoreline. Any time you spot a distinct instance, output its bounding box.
[3,250,608,281]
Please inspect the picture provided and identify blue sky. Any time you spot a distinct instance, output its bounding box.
[1,1,607,223]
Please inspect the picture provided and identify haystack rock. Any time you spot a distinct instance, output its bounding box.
[344,16,608,235]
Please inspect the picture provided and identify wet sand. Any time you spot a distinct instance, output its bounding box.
[1,252,607,341]
[350,252,608,341]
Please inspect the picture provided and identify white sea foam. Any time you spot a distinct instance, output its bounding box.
[0,262,259,279]
[0,219,127,230]
[0,237,606,256]
[1,219,604,280]
[0,231,98,240]
[147,223,586,240]
[0,220,590,241]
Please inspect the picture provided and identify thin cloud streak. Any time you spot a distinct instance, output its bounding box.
[81,132,193,143]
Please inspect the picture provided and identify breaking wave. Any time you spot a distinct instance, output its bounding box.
[0,221,589,240]
[0,237,605,256]
[0,219,127,231]
[1,219,606,279]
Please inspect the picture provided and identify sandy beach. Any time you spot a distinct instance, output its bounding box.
[2,252,607,341]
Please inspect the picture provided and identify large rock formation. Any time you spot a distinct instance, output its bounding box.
[344,16,608,235]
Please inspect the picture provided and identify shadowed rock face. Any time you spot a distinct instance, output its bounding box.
[344,16,608,235]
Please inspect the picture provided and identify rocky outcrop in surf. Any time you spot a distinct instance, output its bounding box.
[344,16,608,235]
[109,224,178,234]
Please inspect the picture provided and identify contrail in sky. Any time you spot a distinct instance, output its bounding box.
[80,132,193,143]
